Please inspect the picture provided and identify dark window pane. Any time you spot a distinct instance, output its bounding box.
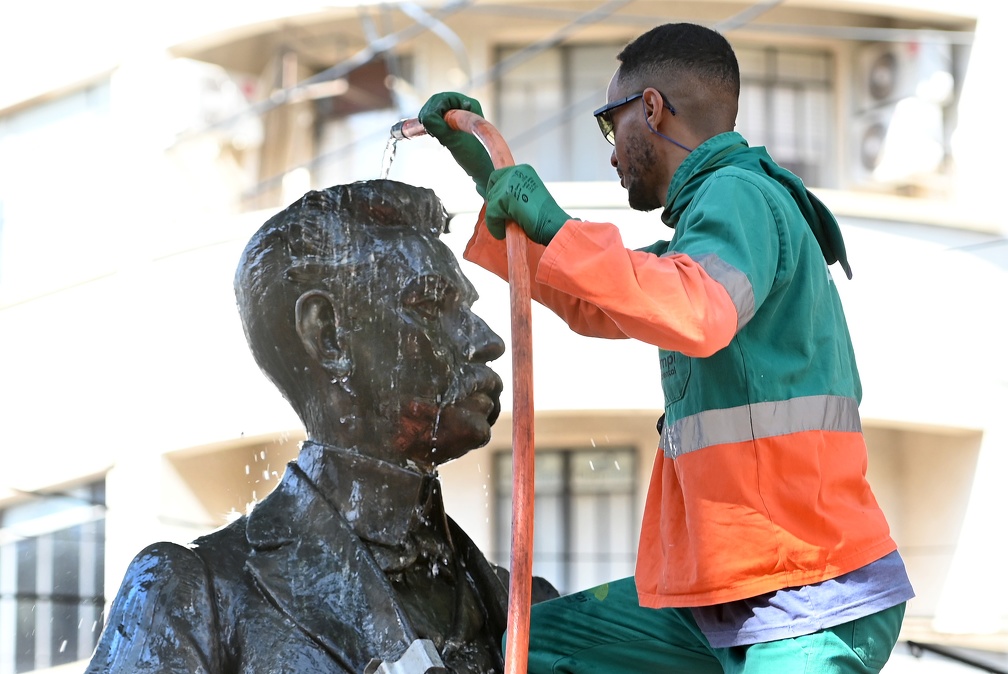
[15,538,37,673]
[52,525,81,665]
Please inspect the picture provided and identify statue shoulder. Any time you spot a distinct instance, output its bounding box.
[124,540,211,584]
[86,541,222,674]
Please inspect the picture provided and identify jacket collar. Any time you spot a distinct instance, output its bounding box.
[661,132,748,229]
[660,131,852,279]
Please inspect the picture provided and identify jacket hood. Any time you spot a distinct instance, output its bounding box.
[662,132,852,279]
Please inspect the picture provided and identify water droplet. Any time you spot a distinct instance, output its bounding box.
[59,640,67,653]
[589,460,596,471]
[590,438,597,447]
[245,465,250,475]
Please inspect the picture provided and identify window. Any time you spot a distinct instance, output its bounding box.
[735,46,835,187]
[494,43,621,182]
[0,82,114,303]
[312,55,416,197]
[494,448,636,595]
[494,42,835,187]
[0,481,105,673]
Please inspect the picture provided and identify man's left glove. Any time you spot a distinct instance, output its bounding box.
[418,92,496,199]
[485,164,572,245]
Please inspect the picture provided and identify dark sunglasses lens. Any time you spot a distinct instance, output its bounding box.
[596,112,615,145]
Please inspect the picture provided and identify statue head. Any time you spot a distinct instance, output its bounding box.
[234,180,505,470]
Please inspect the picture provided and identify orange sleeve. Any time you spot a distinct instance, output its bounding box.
[464,211,739,357]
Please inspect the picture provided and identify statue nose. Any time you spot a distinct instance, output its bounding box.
[468,314,505,362]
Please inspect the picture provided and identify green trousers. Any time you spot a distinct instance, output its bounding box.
[522,577,905,674]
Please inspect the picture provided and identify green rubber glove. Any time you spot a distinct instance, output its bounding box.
[418,92,495,198]
[485,164,572,245]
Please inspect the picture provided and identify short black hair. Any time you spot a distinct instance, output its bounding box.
[617,23,740,99]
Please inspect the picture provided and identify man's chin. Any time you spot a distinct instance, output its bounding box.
[627,186,661,212]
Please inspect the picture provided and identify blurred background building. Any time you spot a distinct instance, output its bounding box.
[1,1,1006,672]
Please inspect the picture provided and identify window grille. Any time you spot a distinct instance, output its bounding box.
[494,448,636,595]
[735,45,835,186]
[0,481,105,674]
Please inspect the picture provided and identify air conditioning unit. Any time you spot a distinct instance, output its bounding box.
[850,100,945,188]
[849,38,954,190]
[855,39,954,113]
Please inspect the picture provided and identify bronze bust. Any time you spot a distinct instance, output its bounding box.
[86,181,553,674]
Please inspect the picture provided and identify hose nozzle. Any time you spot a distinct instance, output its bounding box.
[390,118,428,140]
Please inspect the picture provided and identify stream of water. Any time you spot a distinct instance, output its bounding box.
[380,136,398,179]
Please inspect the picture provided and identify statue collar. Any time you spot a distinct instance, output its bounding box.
[296,441,444,549]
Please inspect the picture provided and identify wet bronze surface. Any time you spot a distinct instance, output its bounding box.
[86,180,555,674]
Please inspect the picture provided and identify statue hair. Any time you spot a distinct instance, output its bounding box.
[234,180,448,415]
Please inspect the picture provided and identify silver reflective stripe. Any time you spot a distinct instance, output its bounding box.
[660,250,754,330]
[695,253,755,330]
[660,395,862,459]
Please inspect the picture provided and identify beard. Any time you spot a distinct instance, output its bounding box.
[623,134,663,212]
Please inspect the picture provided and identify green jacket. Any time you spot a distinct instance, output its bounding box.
[464,131,896,606]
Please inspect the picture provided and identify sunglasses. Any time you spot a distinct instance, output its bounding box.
[593,91,676,145]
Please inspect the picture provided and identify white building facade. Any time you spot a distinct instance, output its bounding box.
[0,1,1006,672]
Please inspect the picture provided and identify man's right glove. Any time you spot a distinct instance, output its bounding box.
[418,92,496,199]
[485,164,572,245]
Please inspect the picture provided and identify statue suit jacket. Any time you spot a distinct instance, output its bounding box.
[85,457,513,674]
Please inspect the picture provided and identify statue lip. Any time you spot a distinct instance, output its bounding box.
[452,367,503,422]
[466,367,504,403]
[457,391,497,417]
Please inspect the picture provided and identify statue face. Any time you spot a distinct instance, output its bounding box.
[342,229,505,467]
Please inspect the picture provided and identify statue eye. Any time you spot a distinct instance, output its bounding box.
[403,275,455,321]
[409,296,443,321]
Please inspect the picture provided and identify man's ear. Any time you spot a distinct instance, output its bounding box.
[643,87,668,126]
[294,290,352,378]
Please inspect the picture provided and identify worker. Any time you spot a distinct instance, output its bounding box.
[419,21,914,674]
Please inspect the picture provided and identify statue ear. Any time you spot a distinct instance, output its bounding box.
[294,290,352,379]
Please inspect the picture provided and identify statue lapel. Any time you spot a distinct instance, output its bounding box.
[243,464,417,672]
